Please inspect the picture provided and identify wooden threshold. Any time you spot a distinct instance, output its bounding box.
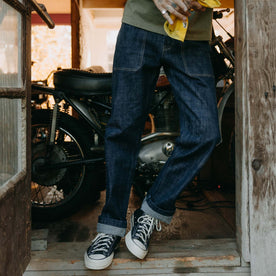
[24,239,250,275]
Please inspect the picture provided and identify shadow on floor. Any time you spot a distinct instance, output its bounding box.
[32,186,235,244]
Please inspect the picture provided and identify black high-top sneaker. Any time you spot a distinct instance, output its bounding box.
[125,209,161,259]
[84,233,121,270]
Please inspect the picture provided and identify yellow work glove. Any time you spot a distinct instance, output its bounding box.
[164,0,221,41]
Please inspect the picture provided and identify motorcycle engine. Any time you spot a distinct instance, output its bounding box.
[138,139,175,163]
[134,138,175,197]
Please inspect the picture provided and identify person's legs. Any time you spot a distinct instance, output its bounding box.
[125,38,219,258]
[141,39,220,223]
[97,24,163,236]
[125,39,220,259]
[85,24,164,270]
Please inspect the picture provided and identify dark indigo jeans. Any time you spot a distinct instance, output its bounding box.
[97,23,220,237]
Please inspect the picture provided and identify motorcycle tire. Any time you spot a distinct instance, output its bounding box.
[31,109,102,221]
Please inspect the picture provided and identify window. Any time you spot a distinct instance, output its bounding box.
[0,1,22,88]
[0,99,22,185]
[0,1,25,186]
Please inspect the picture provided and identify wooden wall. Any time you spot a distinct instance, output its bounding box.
[235,0,276,275]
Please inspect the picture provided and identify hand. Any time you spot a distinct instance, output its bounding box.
[152,0,205,24]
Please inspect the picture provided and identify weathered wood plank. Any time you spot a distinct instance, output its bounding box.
[236,0,276,275]
[25,239,240,273]
[235,0,251,263]
[245,1,276,276]
[24,265,250,275]
[24,270,250,276]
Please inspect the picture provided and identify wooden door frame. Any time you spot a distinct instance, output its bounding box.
[3,0,272,274]
[0,0,31,274]
[74,0,255,267]
[235,0,251,263]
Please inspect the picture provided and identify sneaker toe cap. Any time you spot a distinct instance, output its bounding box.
[133,238,147,251]
[87,253,106,260]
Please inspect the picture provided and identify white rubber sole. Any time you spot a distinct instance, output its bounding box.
[125,231,148,259]
[84,251,114,270]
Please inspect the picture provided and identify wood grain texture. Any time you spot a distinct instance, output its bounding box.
[235,0,251,263]
[236,0,276,275]
[247,2,276,276]
[25,239,242,274]
[24,267,250,276]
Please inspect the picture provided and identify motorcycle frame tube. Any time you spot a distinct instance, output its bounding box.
[31,84,107,169]
[63,95,105,139]
[37,157,105,171]
[214,35,235,67]
[31,84,106,139]
[141,132,179,142]
[49,102,59,144]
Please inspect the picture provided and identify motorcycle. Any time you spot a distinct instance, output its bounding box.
[31,9,234,221]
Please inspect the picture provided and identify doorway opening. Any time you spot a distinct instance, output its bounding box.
[31,6,236,245]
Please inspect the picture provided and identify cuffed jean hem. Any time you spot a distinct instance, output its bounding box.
[141,199,173,224]
[97,223,126,237]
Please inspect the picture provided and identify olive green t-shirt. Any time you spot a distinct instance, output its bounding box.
[122,0,213,41]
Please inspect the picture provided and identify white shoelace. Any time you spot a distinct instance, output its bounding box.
[135,214,162,243]
[89,233,115,254]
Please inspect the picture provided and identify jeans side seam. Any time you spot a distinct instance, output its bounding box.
[113,26,147,72]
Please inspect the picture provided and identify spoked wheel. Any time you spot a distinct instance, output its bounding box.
[31,109,102,221]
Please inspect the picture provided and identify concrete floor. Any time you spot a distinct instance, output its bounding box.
[32,187,235,244]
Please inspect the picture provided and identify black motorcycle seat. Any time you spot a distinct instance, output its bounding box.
[53,69,112,96]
